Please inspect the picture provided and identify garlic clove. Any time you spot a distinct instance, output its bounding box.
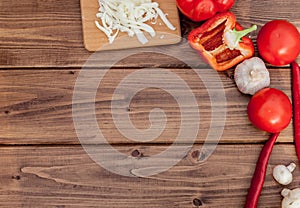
[282,188,300,208]
[282,188,291,197]
[273,165,293,185]
[273,163,296,185]
[234,57,270,95]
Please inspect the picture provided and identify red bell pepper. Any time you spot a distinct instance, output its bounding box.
[188,12,257,71]
[176,0,235,22]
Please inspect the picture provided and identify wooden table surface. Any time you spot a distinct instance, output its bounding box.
[1,0,300,207]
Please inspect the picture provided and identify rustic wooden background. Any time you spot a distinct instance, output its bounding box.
[0,0,300,207]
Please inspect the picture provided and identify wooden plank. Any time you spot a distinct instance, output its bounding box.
[0,0,299,68]
[0,144,298,207]
[80,0,181,51]
[0,68,293,145]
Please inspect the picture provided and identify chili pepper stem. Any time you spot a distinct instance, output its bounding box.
[224,25,257,50]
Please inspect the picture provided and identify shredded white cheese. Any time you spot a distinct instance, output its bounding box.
[95,0,176,44]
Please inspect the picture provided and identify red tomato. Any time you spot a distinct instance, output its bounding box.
[214,0,235,11]
[257,20,300,66]
[247,88,292,133]
[176,0,235,22]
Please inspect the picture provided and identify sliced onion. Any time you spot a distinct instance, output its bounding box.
[95,0,176,44]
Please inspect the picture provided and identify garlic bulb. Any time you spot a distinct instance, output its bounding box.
[234,57,270,95]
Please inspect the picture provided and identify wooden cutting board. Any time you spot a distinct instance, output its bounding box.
[80,0,182,51]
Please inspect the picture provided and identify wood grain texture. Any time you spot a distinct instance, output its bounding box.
[0,0,299,68]
[0,1,300,207]
[0,68,293,145]
[0,144,298,208]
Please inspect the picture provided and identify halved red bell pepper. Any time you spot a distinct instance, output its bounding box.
[188,12,256,71]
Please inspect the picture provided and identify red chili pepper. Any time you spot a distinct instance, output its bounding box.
[244,133,280,208]
[176,0,235,22]
[188,12,256,71]
[292,61,300,162]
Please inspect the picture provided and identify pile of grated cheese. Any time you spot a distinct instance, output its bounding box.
[95,0,176,44]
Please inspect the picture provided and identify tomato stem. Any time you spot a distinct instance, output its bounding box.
[244,133,280,208]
